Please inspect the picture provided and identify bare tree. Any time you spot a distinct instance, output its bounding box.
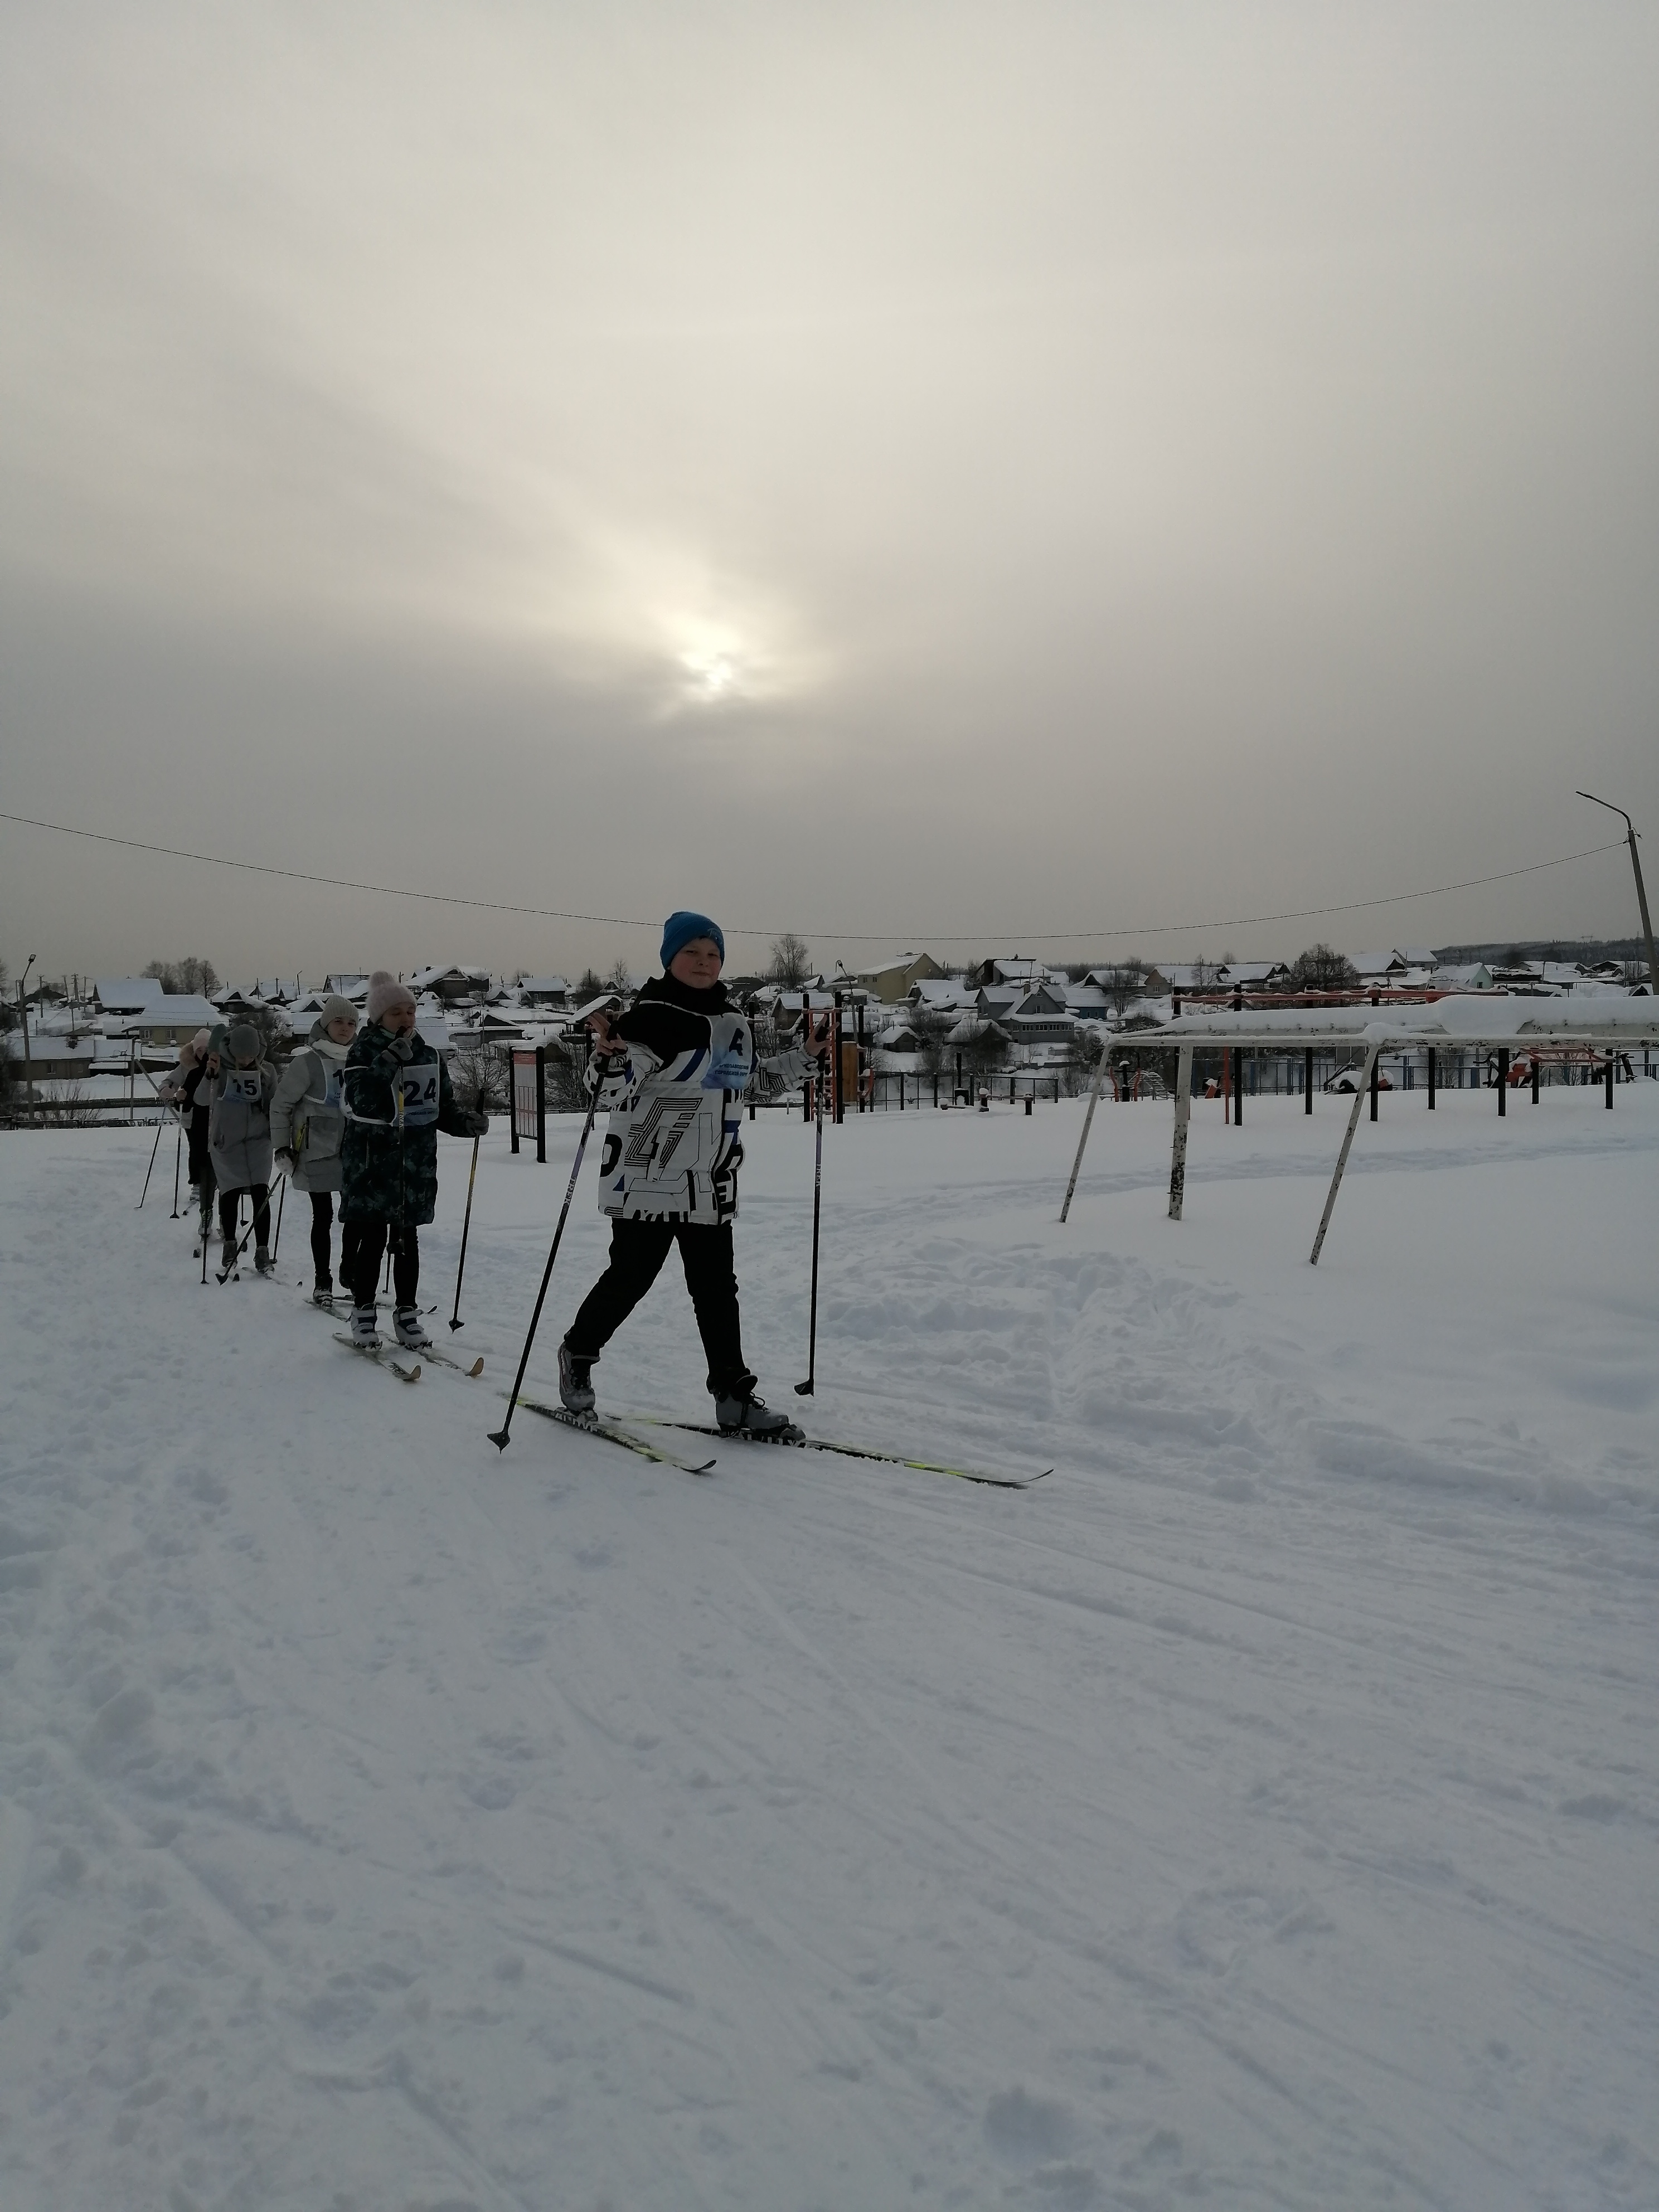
[449,1042,511,1115]
[1288,943,1359,991]
[605,956,636,998]
[576,967,605,1000]
[768,932,813,987]
[143,956,220,995]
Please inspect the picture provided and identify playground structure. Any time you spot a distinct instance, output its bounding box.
[1061,995,1659,1261]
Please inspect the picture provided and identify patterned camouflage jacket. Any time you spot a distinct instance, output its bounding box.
[339,1025,477,1226]
[589,976,811,1225]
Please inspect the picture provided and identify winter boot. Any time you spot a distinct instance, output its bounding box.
[393,1307,432,1351]
[254,1245,275,1275]
[558,1339,596,1415]
[348,1303,380,1348]
[714,1390,795,1439]
[312,1278,334,1307]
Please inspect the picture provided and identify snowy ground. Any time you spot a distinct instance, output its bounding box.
[1,1084,1655,2211]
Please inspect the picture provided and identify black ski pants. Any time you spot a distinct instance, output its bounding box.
[219,1183,270,1248]
[187,1112,212,1191]
[567,1218,753,1399]
[347,1221,419,1313]
[309,1191,362,1288]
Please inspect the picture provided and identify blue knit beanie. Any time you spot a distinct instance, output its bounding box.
[660,910,725,969]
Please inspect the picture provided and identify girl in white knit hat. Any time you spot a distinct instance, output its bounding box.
[271,995,361,1304]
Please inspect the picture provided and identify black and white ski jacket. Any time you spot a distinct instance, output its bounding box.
[586,976,811,1225]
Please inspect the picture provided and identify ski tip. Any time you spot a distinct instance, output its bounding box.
[467,1357,484,1378]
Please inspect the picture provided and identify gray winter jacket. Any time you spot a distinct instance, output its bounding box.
[269,1024,352,1193]
[206,1060,276,1192]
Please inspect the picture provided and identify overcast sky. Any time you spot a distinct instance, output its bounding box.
[3,2,1657,986]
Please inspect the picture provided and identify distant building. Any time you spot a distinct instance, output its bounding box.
[408,966,493,1007]
[93,981,221,1044]
[853,953,947,1003]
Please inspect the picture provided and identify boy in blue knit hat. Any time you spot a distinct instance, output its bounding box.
[559,911,829,1434]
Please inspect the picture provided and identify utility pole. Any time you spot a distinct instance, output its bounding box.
[1578,793,1658,992]
[18,954,37,1114]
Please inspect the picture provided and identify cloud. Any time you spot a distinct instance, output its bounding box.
[2,3,1657,974]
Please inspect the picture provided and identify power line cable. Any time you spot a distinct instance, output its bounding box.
[0,806,1628,945]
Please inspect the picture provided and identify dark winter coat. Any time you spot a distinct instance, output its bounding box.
[339,1023,479,1227]
[206,1059,276,1192]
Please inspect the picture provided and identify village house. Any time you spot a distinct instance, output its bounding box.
[93,979,222,1045]
[407,966,493,1007]
[852,952,947,1003]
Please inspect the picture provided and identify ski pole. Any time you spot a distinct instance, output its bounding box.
[795,1001,826,1397]
[169,1124,182,1218]
[449,1132,481,1330]
[136,1115,164,1209]
[488,1084,602,1451]
[270,1174,286,1261]
[215,1175,285,1283]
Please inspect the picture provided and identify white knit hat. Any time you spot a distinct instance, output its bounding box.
[366,970,417,1023]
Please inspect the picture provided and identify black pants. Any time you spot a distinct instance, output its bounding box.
[309,1191,362,1288]
[347,1221,419,1312]
[568,1218,753,1399]
[187,1114,212,1190]
[219,1183,270,1248]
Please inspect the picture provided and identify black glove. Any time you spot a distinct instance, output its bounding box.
[463,1109,489,1138]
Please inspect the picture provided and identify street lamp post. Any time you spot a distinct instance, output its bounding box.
[1578,794,1658,993]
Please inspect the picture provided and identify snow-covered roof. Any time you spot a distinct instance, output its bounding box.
[1217,960,1291,987]
[94,977,167,1012]
[909,978,967,1009]
[408,966,492,992]
[100,991,221,1032]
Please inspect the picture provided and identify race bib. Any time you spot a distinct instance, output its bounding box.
[224,1070,263,1104]
[394,1063,440,1126]
[701,1021,752,1091]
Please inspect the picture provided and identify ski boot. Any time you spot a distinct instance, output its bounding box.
[393,1307,432,1352]
[714,1390,799,1442]
[348,1303,380,1349]
[220,1236,239,1277]
[558,1339,596,1415]
[254,1246,276,1275]
[311,1278,334,1307]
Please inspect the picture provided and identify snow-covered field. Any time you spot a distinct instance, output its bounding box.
[1,1085,1655,2211]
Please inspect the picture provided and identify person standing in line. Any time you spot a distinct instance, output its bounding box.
[207,1022,278,1275]
[557,910,829,1435]
[158,1030,206,1205]
[271,994,360,1306]
[181,1027,223,1252]
[339,972,487,1351]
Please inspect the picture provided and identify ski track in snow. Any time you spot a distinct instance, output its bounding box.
[0,1089,1655,2210]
